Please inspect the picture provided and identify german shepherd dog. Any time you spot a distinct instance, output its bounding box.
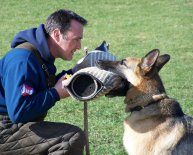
[97,49,193,155]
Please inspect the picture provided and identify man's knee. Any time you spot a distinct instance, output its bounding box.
[65,126,85,155]
[48,125,85,155]
[69,126,86,148]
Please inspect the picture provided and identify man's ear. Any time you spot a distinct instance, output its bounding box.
[156,54,170,72]
[140,49,160,75]
[52,29,61,42]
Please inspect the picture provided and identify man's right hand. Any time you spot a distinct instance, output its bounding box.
[54,75,70,99]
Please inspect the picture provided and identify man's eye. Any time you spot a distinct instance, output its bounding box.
[74,38,80,42]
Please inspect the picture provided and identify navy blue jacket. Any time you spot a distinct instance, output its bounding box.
[0,24,70,123]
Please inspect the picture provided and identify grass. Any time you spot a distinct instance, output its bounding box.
[0,0,193,154]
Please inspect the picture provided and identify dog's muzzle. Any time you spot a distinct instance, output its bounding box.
[65,72,103,101]
[64,67,124,101]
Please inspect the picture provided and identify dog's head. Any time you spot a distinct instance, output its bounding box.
[97,49,170,112]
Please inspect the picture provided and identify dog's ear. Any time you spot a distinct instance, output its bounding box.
[140,49,160,75]
[156,54,170,71]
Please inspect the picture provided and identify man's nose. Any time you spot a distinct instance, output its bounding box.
[76,41,81,50]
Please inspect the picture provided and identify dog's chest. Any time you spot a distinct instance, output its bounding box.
[123,120,156,155]
[123,117,186,155]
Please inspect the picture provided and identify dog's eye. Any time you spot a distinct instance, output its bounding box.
[120,59,126,66]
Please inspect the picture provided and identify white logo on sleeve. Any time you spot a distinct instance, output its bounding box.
[21,84,34,96]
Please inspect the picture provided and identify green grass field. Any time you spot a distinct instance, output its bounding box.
[0,0,193,154]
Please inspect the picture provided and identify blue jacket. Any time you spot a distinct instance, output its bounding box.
[0,24,70,123]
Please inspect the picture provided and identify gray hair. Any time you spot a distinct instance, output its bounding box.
[45,9,87,35]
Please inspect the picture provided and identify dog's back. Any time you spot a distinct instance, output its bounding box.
[171,115,193,154]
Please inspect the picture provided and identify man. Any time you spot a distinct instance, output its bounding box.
[0,9,87,155]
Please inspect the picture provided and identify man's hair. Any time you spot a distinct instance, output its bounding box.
[45,9,87,35]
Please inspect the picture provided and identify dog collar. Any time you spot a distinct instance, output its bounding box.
[129,93,168,112]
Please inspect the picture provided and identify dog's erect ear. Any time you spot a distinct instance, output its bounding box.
[140,49,160,75]
[156,54,170,71]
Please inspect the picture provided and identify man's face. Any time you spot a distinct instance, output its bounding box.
[58,20,84,60]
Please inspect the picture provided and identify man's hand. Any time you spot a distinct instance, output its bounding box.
[54,75,70,99]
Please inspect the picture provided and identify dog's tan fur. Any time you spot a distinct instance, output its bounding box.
[97,49,193,155]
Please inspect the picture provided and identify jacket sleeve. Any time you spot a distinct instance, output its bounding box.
[3,52,60,123]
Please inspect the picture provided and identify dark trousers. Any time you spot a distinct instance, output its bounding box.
[0,115,85,155]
